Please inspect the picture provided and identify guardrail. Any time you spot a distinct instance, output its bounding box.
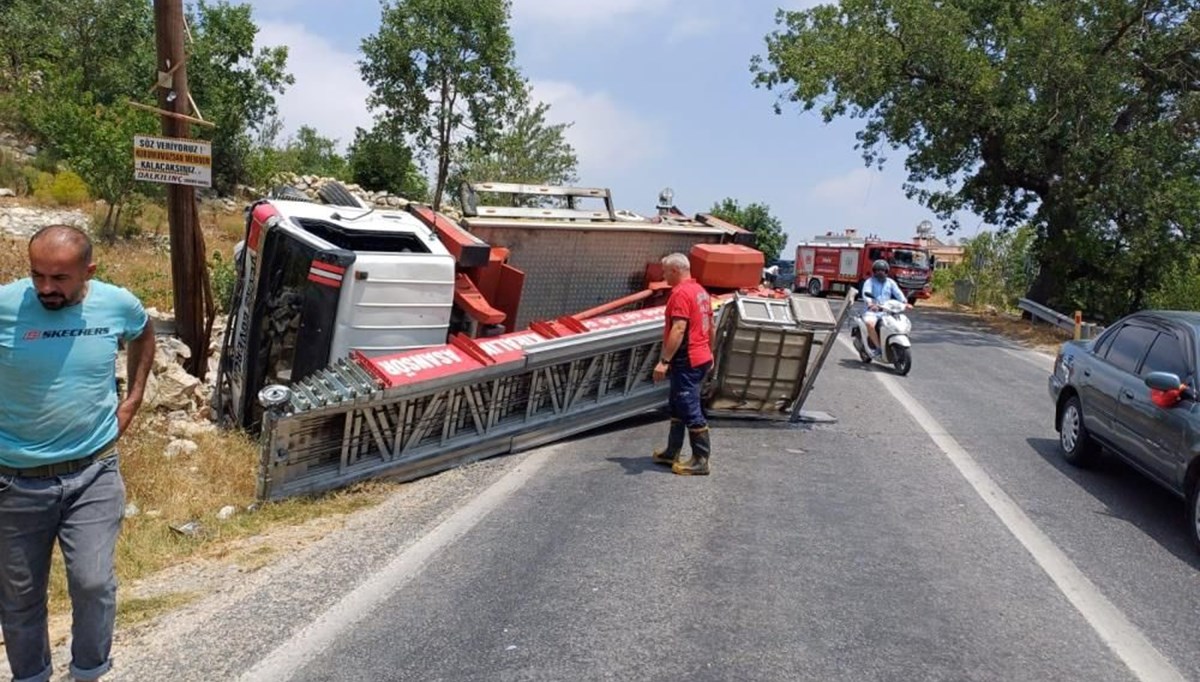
[1017,298,1102,340]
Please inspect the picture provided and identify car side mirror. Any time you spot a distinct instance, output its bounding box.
[1145,372,1182,392]
[1145,371,1191,407]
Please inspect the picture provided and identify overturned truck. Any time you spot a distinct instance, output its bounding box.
[213,183,849,499]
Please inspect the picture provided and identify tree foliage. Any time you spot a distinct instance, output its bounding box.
[187,0,293,193]
[753,0,1200,321]
[347,123,429,201]
[449,97,578,199]
[360,0,524,209]
[709,198,787,262]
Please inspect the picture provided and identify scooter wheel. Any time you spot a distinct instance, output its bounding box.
[851,334,872,363]
[891,346,912,376]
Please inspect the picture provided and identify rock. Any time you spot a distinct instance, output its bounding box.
[164,438,198,458]
[168,418,216,439]
[125,502,140,518]
[22,145,37,157]
[153,364,202,410]
[0,188,14,198]
[145,510,162,519]
[385,196,401,208]
[169,520,203,538]
[216,505,237,521]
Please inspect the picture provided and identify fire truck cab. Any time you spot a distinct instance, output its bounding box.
[794,239,932,303]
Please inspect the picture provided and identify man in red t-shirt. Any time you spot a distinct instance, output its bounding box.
[651,252,714,475]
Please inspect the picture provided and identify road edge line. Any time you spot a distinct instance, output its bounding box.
[839,336,1184,682]
[238,445,561,682]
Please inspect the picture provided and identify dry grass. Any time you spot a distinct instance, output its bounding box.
[0,201,395,638]
[924,291,1073,353]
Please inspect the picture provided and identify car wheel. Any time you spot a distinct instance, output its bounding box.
[891,345,911,376]
[807,278,822,298]
[1058,395,1100,467]
[1187,480,1200,552]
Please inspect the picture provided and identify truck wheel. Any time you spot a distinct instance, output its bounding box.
[807,278,822,297]
[1058,395,1100,467]
[317,181,365,208]
[270,185,312,202]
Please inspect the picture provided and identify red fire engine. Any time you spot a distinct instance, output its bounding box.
[794,238,933,302]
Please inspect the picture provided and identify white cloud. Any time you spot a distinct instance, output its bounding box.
[529,80,664,181]
[512,0,674,28]
[810,167,883,205]
[256,21,372,150]
[667,16,719,44]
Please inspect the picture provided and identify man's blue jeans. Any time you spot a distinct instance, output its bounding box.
[668,360,712,429]
[0,456,125,682]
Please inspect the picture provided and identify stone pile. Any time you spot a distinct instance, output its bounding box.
[0,205,90,238]
[269,172,429,212]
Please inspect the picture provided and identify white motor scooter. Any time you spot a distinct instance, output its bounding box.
[850,299,913,376]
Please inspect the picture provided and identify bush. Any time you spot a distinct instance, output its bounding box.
[0,150,22,192]
[32,169,90,206]
[209,250,238,314]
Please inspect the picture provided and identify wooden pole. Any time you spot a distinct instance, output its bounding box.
[154,0,210,378]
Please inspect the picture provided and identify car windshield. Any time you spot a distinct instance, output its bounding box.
[890,249,929,269]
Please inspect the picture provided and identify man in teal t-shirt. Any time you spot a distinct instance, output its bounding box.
[0,225,155,682]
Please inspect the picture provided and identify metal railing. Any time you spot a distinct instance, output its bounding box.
[1016,298,1102,339]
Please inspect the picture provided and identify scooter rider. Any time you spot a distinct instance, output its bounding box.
[861,259,907,356]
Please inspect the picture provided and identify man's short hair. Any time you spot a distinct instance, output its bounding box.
[661,253,690,271]
[30,224,93,266]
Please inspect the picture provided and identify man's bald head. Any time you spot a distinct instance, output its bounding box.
[28,224,96,309]
[29,224,93,267]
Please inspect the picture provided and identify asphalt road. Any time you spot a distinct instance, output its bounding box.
[105,308,1200,681]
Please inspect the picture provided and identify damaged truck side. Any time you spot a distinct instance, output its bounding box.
[213,183,850,499]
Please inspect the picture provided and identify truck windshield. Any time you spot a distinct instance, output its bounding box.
[890,249,929,269]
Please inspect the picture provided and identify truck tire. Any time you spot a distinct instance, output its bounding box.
[270,185,312,202]
[317,181,365,208]
[807,278,822,298]
[1058,395,1100,467]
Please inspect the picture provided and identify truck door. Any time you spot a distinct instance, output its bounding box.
[1116,330,1193,487]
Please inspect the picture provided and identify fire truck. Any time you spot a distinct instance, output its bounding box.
[794,238,933,303]
[212,181,852,500]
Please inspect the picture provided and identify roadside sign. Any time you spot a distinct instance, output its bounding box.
[133,134,212,188]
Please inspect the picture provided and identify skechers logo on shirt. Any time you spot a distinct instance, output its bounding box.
[24,327,111,341]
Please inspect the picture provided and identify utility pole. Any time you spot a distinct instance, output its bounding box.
[153,0,212,378]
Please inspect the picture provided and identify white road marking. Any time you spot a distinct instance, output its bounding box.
[239,445,561,682]
[837,336,1184,682]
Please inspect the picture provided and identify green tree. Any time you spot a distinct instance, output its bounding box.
[278,126,349,179]
[187,0,293,193]
[709,198,787,262]
[449,98,578,200]
[0,0,153,102]
[347,123,429,201]
[360,0,524,209]
[753,0,1200,321]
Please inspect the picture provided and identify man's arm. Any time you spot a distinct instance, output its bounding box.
[653,318,688,381]
[117,320,156,437]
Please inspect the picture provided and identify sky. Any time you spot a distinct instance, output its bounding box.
[240,0,988,253]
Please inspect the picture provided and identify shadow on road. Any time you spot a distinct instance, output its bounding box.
[606,456,672,475]
[1026,437,1200,569]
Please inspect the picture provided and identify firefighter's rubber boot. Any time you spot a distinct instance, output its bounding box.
[652,419,686,466]
[672,426,711,476]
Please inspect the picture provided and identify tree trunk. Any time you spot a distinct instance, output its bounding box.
[1025,200,1075,312]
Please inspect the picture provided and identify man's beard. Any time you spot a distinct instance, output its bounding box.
[37,293,68,310]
